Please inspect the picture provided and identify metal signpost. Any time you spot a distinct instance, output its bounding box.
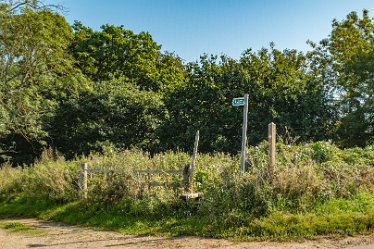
[232,94,249,175]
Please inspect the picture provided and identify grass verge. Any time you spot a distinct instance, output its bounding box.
[0,197,373,241]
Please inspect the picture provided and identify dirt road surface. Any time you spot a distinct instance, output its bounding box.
[0,218,373,249]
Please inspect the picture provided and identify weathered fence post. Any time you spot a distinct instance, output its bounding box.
[147,170,151,191]
[190,131,200,181]
[268,122,276,180]
[80,163,88,200]
[183,163,192,193]
[182,130,200,194]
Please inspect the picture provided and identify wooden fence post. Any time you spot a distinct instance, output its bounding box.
[80,163,88,200]
[183,163,191,193]
[268,123,276,180]
[190,131,200,178]
[147,171,151,191]
[182,130,200,193]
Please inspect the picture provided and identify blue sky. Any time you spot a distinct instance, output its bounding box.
[45,0,374,62]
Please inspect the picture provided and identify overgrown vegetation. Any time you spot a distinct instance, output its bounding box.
[0,142,373,239]
[0,1,373,164]
[0,0,373,240]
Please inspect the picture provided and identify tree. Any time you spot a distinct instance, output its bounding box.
[160,47,331,153]
[70,23,185,92]
[0,1,86,163]
[314,10,374,147]
[48,79,165,158]
[337,51,374,146]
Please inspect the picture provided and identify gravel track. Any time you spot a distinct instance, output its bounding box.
[0,218,373,249]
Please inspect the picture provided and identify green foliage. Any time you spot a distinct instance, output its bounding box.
[70,22,185,92]
[160,49,331,153]
[309,9,374,147]
[0,1,372,167]
[0,1,88,164]
[0,150,80,204]
[48,80,165,158]
[0,1,373,240]
[0,142,373,239]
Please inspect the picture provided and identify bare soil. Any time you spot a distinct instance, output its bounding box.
[0,218,373,249]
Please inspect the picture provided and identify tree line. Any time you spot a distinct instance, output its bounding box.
[0,1,373,164]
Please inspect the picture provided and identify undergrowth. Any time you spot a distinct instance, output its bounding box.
[0,141,373,240]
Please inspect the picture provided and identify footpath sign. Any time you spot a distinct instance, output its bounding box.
[232,94,249,175]
[232,97,245,106]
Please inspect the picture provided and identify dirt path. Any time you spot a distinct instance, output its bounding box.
[0,218,373,249]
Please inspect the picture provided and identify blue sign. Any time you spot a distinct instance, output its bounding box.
[232,97,245,106]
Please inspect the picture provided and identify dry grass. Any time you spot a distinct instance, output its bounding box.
[0,141,373,239]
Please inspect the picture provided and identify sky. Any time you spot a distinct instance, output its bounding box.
[44,0,374,63]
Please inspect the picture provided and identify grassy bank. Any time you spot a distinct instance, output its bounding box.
[0,141,373,240]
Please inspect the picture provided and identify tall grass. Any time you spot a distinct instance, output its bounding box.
[0,141,373,239]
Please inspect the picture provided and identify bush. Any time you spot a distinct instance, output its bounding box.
[48,80,165,159]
